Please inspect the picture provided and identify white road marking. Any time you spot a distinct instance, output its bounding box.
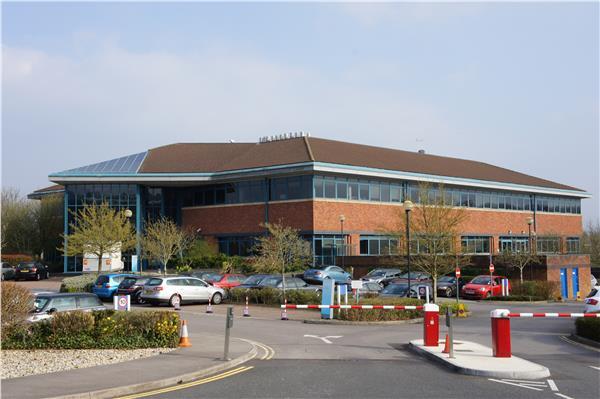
[488,379,543,391]
[304,334,343,344]
[502,379,546,385]
[560,336,600,352]
[555,393,575,399]
[547,379,559,392]
[589,366,600,371]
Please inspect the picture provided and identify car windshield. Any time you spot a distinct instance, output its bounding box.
[259,277,281,287]
[439,276,454,283]
[398,272,421,279]
[381,284,408,295]
[470,276,491,285]
[366,270,385,277]
[242,275,265,285]
[33,297,49,312]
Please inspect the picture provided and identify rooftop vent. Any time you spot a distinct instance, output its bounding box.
[259,132,310,143]
[418,149,426,154]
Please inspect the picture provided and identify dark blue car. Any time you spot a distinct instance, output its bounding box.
[92,273,138,299]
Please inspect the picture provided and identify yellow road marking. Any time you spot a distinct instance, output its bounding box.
[115,366,254,399]
[238,339,275,360]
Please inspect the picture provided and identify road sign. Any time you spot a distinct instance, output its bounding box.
[114,295,130,311]
[489,263,495,273]
[455,268,461,278]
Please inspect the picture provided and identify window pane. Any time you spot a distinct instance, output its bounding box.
[381,185,390,202]
[314,177,324,198]
[370,184,381,201]
[336,182,348,200]
[349,183,359,200]
[391,186,401,202]
[359,184,369,201]
[324,180,336,198]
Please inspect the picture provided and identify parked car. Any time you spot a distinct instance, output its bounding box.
[92,273,138,299]
[379,282,433,300]
[584,287,600,313]
[436,276,466,298]
[391,271,431,284]
[303,266,351,285]
[231,274,275,290]
[116,276,153,303]
[203,273,224,284]
[461,275,510,300]
[141,276,225,307]
[356,281,383,295]
[15,261,50,281]
[211,273,247,289]
[28,292,105,322]
[258,276,320,291]
[190,271,221,282]
[1,262,16,280]
[361,268,403,286]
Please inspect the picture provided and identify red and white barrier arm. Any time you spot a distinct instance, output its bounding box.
[507,312,600,318]
[280,304,424,310]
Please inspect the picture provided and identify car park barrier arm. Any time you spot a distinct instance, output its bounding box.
[282,303,438,347]
[491,309,600,358]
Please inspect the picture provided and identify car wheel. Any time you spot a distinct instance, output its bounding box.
[211,292,223,305]
[445,287,453,297]
[136,292,145,304]
[169,294,182,308]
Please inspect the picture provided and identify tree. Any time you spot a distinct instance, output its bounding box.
[62,202,136,274]
[582,221,600,268]
[252,222,312,296]
[1,188,38,254]
[141,217,193,275]
[33,194,64,262]
[495,250,538,285]
[389,183,467,302]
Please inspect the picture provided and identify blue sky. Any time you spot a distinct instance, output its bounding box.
[2,2,598,223]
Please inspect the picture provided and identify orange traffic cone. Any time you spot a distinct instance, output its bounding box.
[179,319,192,347]
[442,334,450,354]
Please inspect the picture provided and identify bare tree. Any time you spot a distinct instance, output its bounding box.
[389,183,467,302]
[252,222,312,297]
[495,250,538,285]
[582,221,600,268]
[62,202,136,274]
[141,217,193,275]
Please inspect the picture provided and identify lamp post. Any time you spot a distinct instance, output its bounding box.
[404,200,414,295]
[526,217,534,255]
[339,215,346,270]
[124,209,135,274]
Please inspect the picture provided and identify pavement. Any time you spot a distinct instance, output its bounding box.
[1,333,257,399]
[409,338,551,379]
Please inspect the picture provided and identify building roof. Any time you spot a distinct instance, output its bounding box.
[48,136,587,196]
[27,184,64,200]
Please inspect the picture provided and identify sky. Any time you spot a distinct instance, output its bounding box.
[2,2,599,223]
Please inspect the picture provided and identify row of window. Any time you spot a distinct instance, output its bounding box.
[313,176,581,214]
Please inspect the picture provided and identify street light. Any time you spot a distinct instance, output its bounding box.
[526,217,534,255]
[123,209,137,274]
[404,200,414,295]
[339,215,346,270]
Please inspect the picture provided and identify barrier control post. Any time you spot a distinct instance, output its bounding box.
[491,309,511,358]
[423,303,439,347]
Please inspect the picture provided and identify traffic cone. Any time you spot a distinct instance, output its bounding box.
[442,334,450,354]
[281,299,288,320]
[243,296,250,317]
[206,297,213,314]
[179,320,192,347]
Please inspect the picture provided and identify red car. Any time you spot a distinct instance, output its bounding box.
[211,274,247,289]
[461,275,510,300]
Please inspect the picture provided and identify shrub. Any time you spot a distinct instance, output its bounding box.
[227,287,321,306]
[338,297,424,321]
[439,302,469,316]
[1,254,34,265]
[575,317,600,342]
[1,310,180,349]
[509,281,559,300]
[59,274,98,293]
[483,295,546,302]
[1,282,33,338]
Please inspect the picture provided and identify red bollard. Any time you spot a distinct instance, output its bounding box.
[491,309,511,358]
[423,303,439,347]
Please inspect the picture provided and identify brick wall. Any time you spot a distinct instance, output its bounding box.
[546,254,591,300]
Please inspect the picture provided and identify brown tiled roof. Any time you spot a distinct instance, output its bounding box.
[138,137,581,192]
[33,184,64,193]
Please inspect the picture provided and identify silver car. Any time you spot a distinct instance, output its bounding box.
[28,293,106,322]
[1,262,16,280]
[141,276,225,308]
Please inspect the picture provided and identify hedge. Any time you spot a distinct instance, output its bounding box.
[59,274,99,293]
[1,310,180,349]
[335,298,469,322]
[575,317,600,342]
[483,295,546,302]
[227,287,321,306]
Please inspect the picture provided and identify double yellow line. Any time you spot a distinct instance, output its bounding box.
[238,338,275,360]
[115,366,254,399]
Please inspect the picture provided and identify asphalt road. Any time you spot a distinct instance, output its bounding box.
[128,300,600,399]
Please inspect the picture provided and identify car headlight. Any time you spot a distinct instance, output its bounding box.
[480,287,487,292]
